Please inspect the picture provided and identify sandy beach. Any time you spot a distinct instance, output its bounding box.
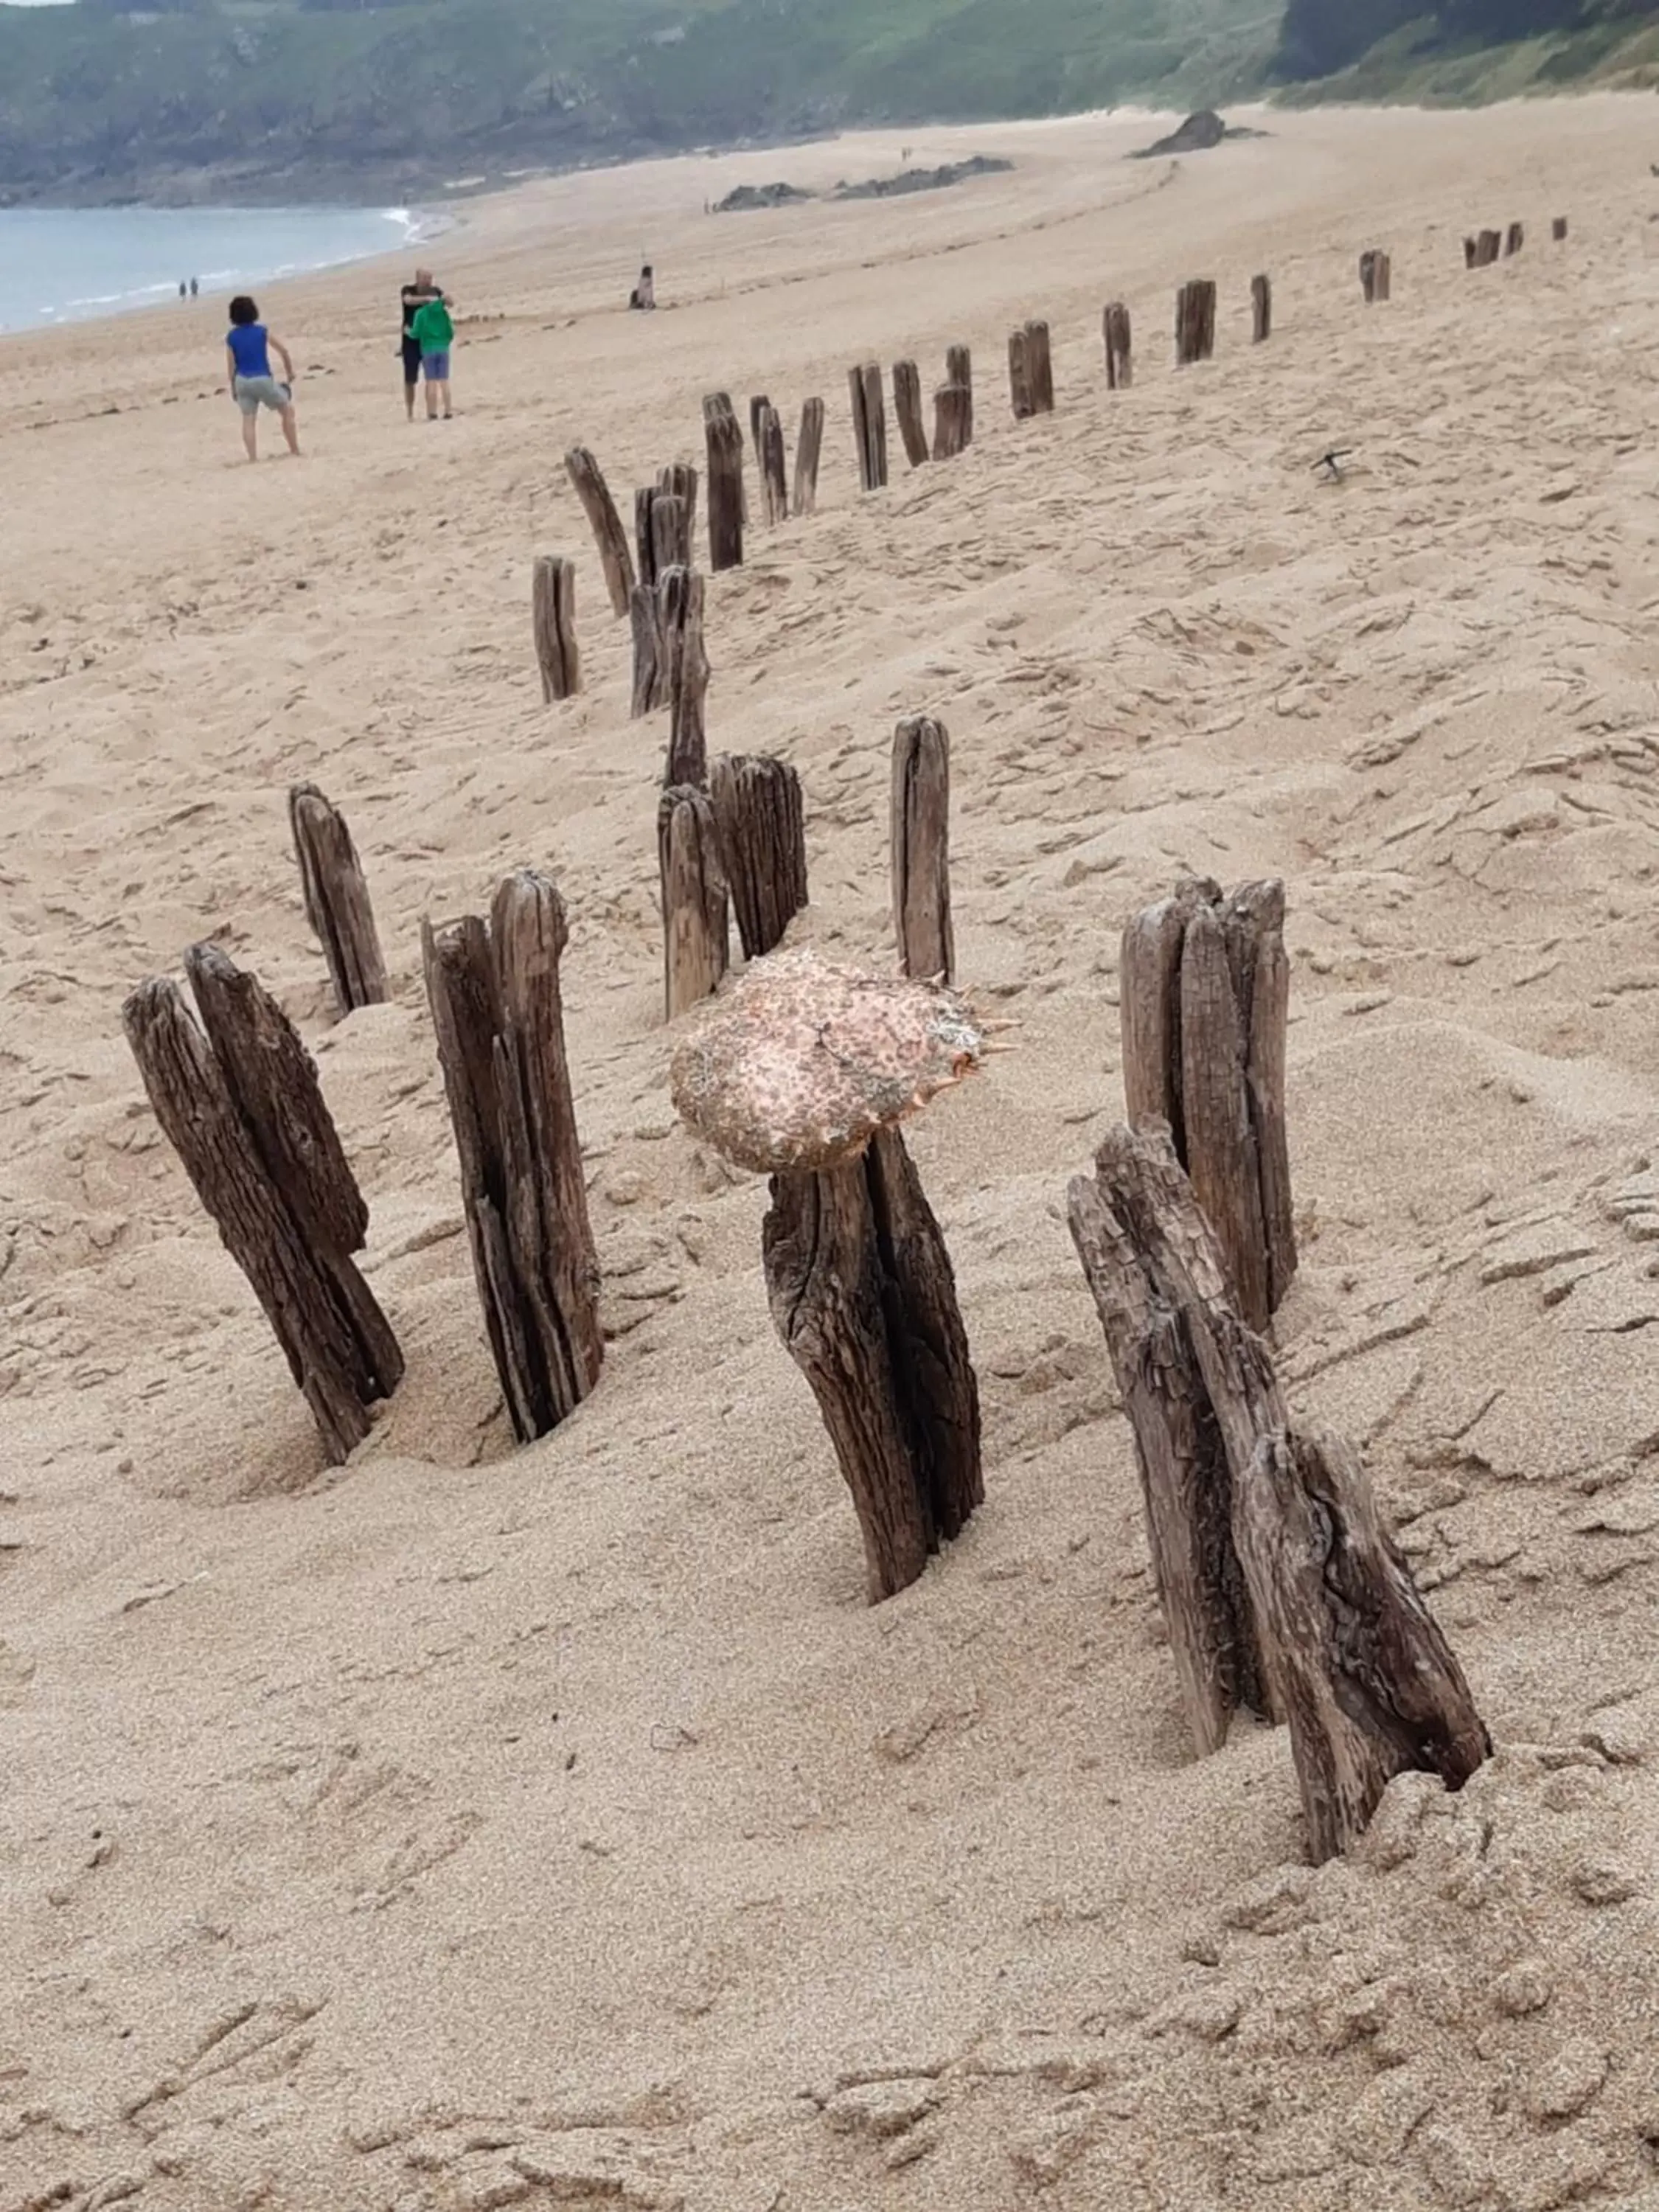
[7,93,1659,2212]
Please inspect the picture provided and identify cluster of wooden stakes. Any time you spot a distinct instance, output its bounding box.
[125,223,1574,1861]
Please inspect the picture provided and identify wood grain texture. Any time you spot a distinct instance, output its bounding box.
[531,554,580,703]
[891,714,953,984]
[945,343,973,445]
[709,752,807,960]
[658,784,728,1019]
[287,782,388,1020]
[793,397,824,516]
[756,401,789,525]
[891,360,930,468]
[1180,902,1270,1333]
[703,394,744,571]
[659,566,709,790]
[931,383,972,462]
[1251,274,1273,344]
[563,446,635,618]
[1103,302,1133,390]
[1175,279,1217,366]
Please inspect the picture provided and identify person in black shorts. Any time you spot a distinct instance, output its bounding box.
[400,268,448,422]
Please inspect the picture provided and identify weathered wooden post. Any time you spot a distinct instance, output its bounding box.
[1552,215,1568,243]
[672,951,985,1602]
[704,394,745,571]
[1119,875,1295,1334]
[123,945,404,1464]
[658,461,700,549]
[710,753,807,959]
[892,361,931,469]
[849,361,888,493]
[1069,1123,1489,1853]
[1009,327,1033,421]
[1175,280,1217,365]
[945,343,973,438]
[1506,220,1524,257]
[1359,250,1391,303]
[1009,322,1053,420]
[1476,228,1503,267]
[1103,303,1133,389]
[1463,234,1478,270]
[288,782,388,1020]
[636,484,692,592]
[630,580,665,718]
[659,566,709,789]
[422,872,603,1444]
[658,785,728,1018]
[756,401,789,525]
[891,714,953,984]
[531,553,580,703]
[1251,274,1272,344]
[794,397,825,515]
[932,383,972,462]
[563,446,635,619]
[635,487,661,593]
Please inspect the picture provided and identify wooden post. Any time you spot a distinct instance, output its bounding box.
[563,446,635,619]
[636,485,691,592]
[123,947,403,1464]
[932,384,972,462]
[1463,234,1478,270]
[1103,303,1133,390]
[659,566,709,789]
[658,785,728,1018]
[710,753,807,959]
[755,401,789,525]
[1552,215,1568,243]
[793,397,825,516]
[703,395,744,571]
[765,1127,982,1603]
[530,553,580,703]
[891,714,953,984]
[1476,229,1503,267]
[1506,220,1524,257]
[1358,249,1393,302]
[1251,274,1272,344]
[945,344,973,443]
[288,782,388,1020]
[849,361,888,492]
[1025,321,1054,413]
[635,487,661,594]
[1119,875,1295,1332]
[1009,326,1033,421]
[1175,280,1217,366]
[892,361,931,469]
[748,394,771,462]
[422,872,602,1444]
[1069,1123,1489,1854]
[658,462,700,552]
[629,581,665,718]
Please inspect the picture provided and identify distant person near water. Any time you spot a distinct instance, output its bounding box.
[224,295,299,462]
[629,264,656,310]
[178,280,187,300]
[399,267,449,422]
[190,276,198,299]
[410,288,455,420]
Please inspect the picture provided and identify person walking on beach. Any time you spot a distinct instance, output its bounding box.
[399,267,448,421]
[224,295,300,462]
[410,286,456,420]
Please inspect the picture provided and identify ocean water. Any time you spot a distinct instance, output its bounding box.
[0,204,442,335]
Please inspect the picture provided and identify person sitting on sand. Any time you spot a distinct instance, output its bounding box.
[629,264,656,310]
[409,288,456,421]
[399,267,448,421]
[224,295,299,462]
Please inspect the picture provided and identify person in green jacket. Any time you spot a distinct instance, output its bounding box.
[410,291,456,420]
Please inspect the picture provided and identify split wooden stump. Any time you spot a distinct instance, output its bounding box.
[849,361,888,493]
[1360,250,1392,304]
[660,565,709,788]
[933,383,973,462]
[563,446,635,619]
[1506,220,1525,257]
[1251,274,1273,344]
[658,785,729,1019]
[1103,303,1133,389]
[794,398,825,516]
[1175,280,1217,366]
[891,714,953,984]
[1068,1122,1489,1857]
[659,462,700,547]
[422,872,602,1444]
[1119,875,1295,1335]
[124,944,403,1463]
[710,753,807,959]
[635,482,691,591]
[756,401,789,525]
[671,950,986,1603]
[288,782,388,1020]
[703,394,745,571]
[892,361,931,469]
[531,554,580,703]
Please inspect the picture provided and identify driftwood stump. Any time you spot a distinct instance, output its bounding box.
[1506,220,1525,257]
[891,714,953,984]
[704,394,745,571]
[659,566,709,789]
[1251,274,1273,344]
[794,397,825,516]
[1463,234,1478,269]
[629,581,665,718]
[1119,875,1295,1332]
[124,946,403,1463]
[636,485,691,592]
[1552,215,1568,243]
[933,384,972,462]
[422,872,602,1444]
[288,782,388,1020]
[892,361,931,469]
[756,401,789,525]
[1069,1124,1489,1855]
[1175,280,1217,366]
[658,461,700,549]
[710,753,807,959]
[563,446,635,619]
[765,1129,983,1603]
[1360,250,1392,303]
[531,554,580,703]
[658,785,729,1018]
[1103,302,1133,389]
[849,361,888,493]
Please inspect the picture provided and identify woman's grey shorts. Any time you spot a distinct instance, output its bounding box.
[234,375,291,415]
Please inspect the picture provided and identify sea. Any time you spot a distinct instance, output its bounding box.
[0,204,442,336]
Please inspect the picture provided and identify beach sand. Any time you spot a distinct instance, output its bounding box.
[6,94,1659,2212]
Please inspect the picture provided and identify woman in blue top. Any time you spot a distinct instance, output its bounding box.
[224,296,300,462]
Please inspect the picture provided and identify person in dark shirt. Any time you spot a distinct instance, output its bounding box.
[400,268,448,422]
